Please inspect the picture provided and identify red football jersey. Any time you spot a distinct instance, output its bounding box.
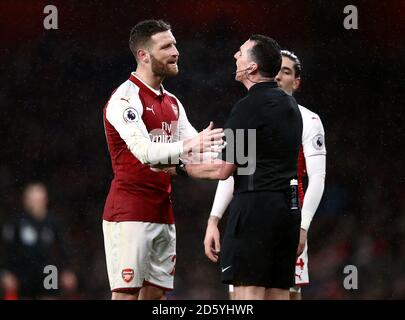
[103,73,196,224]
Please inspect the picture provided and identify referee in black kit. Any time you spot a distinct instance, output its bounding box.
[182,35,303,300]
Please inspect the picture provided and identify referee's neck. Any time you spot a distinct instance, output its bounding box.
[244,76,275,90]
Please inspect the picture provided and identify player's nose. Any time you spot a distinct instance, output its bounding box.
[172,46,179,57]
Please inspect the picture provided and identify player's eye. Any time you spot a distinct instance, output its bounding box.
[161,43,173,49]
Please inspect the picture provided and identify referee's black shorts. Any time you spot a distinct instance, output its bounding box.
[220,190,301,289]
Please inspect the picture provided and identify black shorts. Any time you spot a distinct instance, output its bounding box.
[220,190,301,289]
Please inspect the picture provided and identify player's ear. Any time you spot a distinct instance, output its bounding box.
[293,77,301,91]
[248,63,258,74]
[137,49,150,64]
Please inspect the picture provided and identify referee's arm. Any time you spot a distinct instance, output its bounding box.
[185,160,236,180]
[185,101,247,180]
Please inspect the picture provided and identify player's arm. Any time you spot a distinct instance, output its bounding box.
[301,155,326,231]
[149,99,198,170]
[106,97,223,165]
[204,176,234,262]
[297,154,326,255]
[173,99,225,165]
[185,160,236,180]
[298,115,326,255]
[183,100,248,180]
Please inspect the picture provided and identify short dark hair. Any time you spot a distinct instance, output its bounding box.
[129,20,171,60]
[248,35,281,78]
[281,50,302,78]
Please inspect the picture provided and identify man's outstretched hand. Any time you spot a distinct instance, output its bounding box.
[183,122,225,155]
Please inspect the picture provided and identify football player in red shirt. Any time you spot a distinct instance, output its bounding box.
[102,20,224,300]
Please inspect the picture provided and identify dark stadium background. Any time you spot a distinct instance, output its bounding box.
[0,0,403,299]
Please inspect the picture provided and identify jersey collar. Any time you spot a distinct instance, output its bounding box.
[129,72,165,98]
[249,81,278,92]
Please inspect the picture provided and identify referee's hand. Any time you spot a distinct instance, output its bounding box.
[204,217,221,263]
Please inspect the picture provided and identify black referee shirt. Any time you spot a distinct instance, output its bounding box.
[222,81,302,193]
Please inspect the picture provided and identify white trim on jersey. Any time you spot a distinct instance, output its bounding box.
[105,79,198,165]
[132,72,163,96]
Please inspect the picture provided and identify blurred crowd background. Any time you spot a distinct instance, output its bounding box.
[0,0,403,299]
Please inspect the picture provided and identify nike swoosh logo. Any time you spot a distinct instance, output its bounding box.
[221,266,231,272]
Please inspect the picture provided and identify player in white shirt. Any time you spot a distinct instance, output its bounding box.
[204,50,326,300]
